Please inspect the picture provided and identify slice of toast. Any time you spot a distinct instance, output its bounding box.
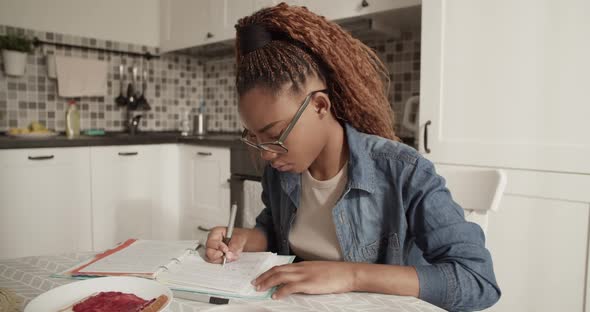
[140,295,169,312]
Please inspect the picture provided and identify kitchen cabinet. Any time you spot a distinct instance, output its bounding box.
[487,196,588,312]
[179,145,230,240]
[160,0,216,53]
[160,0,419,53]
[90,145,169,251]
[419,0,590,174]
[300,0,420,21]
[0,148,92,258]
[221,0,256,42]
[420,1,590,304]
[156,144,182,241]
[421,1,590,309]
[160,0,254,53]
[1,142,231,256]
[254,0,420,22]
[436,163,590,312]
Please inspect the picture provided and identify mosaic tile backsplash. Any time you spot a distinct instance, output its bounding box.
[0,24,420,137]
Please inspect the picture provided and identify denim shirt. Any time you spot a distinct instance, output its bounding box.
[254,123,501,311]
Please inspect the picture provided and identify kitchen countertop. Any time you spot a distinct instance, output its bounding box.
[0,131,417,150]
[0,131,242,149]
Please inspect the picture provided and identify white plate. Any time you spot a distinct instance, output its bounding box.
[205,305,274,312]
[25,276,172,312]
[7,132,59,138]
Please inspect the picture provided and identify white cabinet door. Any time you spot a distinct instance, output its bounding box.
[420,0,590,174]
[300,0,420,21]
[436,164,590,312]
[160,0,215,53]
[0,148,92,258]
[90,145,163,251]
[253,0,299,10]
[161,0,255,52]
[155,144,181,241]
[220,0,256,41]
[486,196,589,312]
[179,145,230,240]
[160,0,421,52]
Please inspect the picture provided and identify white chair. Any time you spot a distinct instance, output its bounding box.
[436,166,507,236]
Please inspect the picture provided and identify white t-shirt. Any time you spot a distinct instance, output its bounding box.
[289,163,348,261]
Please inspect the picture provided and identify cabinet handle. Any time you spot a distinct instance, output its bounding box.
[197,226,210,232]
[118,152,139,156]
[28,155,54,161]
[197,152,212,156]
[206,32,214,39]
[361,0,369,7]
[424,120,431,154]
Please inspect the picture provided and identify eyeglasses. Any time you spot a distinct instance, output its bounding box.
[241,89,328,154]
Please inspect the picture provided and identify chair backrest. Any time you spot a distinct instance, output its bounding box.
[436,166,507,234]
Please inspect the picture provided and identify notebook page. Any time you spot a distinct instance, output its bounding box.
[233,253,296,297]
[157,252,274,293]
[162,253,295,300]
[79,240,197,274]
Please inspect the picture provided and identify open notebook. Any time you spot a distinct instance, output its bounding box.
[57,239,294,299]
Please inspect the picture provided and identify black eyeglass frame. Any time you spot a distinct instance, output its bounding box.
[240,89,328,154]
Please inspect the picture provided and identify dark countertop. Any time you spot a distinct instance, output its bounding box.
[0,131,417,150]
[0,131,242,149]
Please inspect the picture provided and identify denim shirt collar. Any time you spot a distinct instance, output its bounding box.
[279,123,376,207]
[344,123,376,193]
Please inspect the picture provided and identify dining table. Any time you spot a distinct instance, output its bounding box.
[0,252,445,312]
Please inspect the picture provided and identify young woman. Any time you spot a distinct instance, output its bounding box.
[205,3,500,311]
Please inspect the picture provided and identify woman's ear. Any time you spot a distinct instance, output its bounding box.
[313,93,331,118]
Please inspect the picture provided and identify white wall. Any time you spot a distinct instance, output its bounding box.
[0,0,160,46]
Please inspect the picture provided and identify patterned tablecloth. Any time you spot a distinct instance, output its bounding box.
[0,252,444,312]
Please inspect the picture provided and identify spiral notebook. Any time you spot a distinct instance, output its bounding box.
[59,239,295,299]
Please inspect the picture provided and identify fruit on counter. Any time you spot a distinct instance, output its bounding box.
[29,121,47,132]
[7,127,30,135]
[7,121,53,135]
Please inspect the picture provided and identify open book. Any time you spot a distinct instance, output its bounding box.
[58,239,295,299]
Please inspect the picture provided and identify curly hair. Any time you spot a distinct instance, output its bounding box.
[235,3,399,141]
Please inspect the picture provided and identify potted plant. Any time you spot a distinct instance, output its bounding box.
[0,34,33,76]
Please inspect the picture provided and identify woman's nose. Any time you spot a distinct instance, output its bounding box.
[260,150,278,161]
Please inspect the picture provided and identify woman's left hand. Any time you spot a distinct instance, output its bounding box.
[252,261,357,299]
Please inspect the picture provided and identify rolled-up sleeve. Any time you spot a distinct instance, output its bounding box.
[406,158,501,311]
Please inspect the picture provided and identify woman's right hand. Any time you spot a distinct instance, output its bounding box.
[205,227,249,264]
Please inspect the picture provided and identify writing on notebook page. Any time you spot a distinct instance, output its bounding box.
[158,252,274,293]
[58,239,295,300]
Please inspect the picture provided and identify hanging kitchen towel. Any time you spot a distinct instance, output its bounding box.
[55,55,108,97]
